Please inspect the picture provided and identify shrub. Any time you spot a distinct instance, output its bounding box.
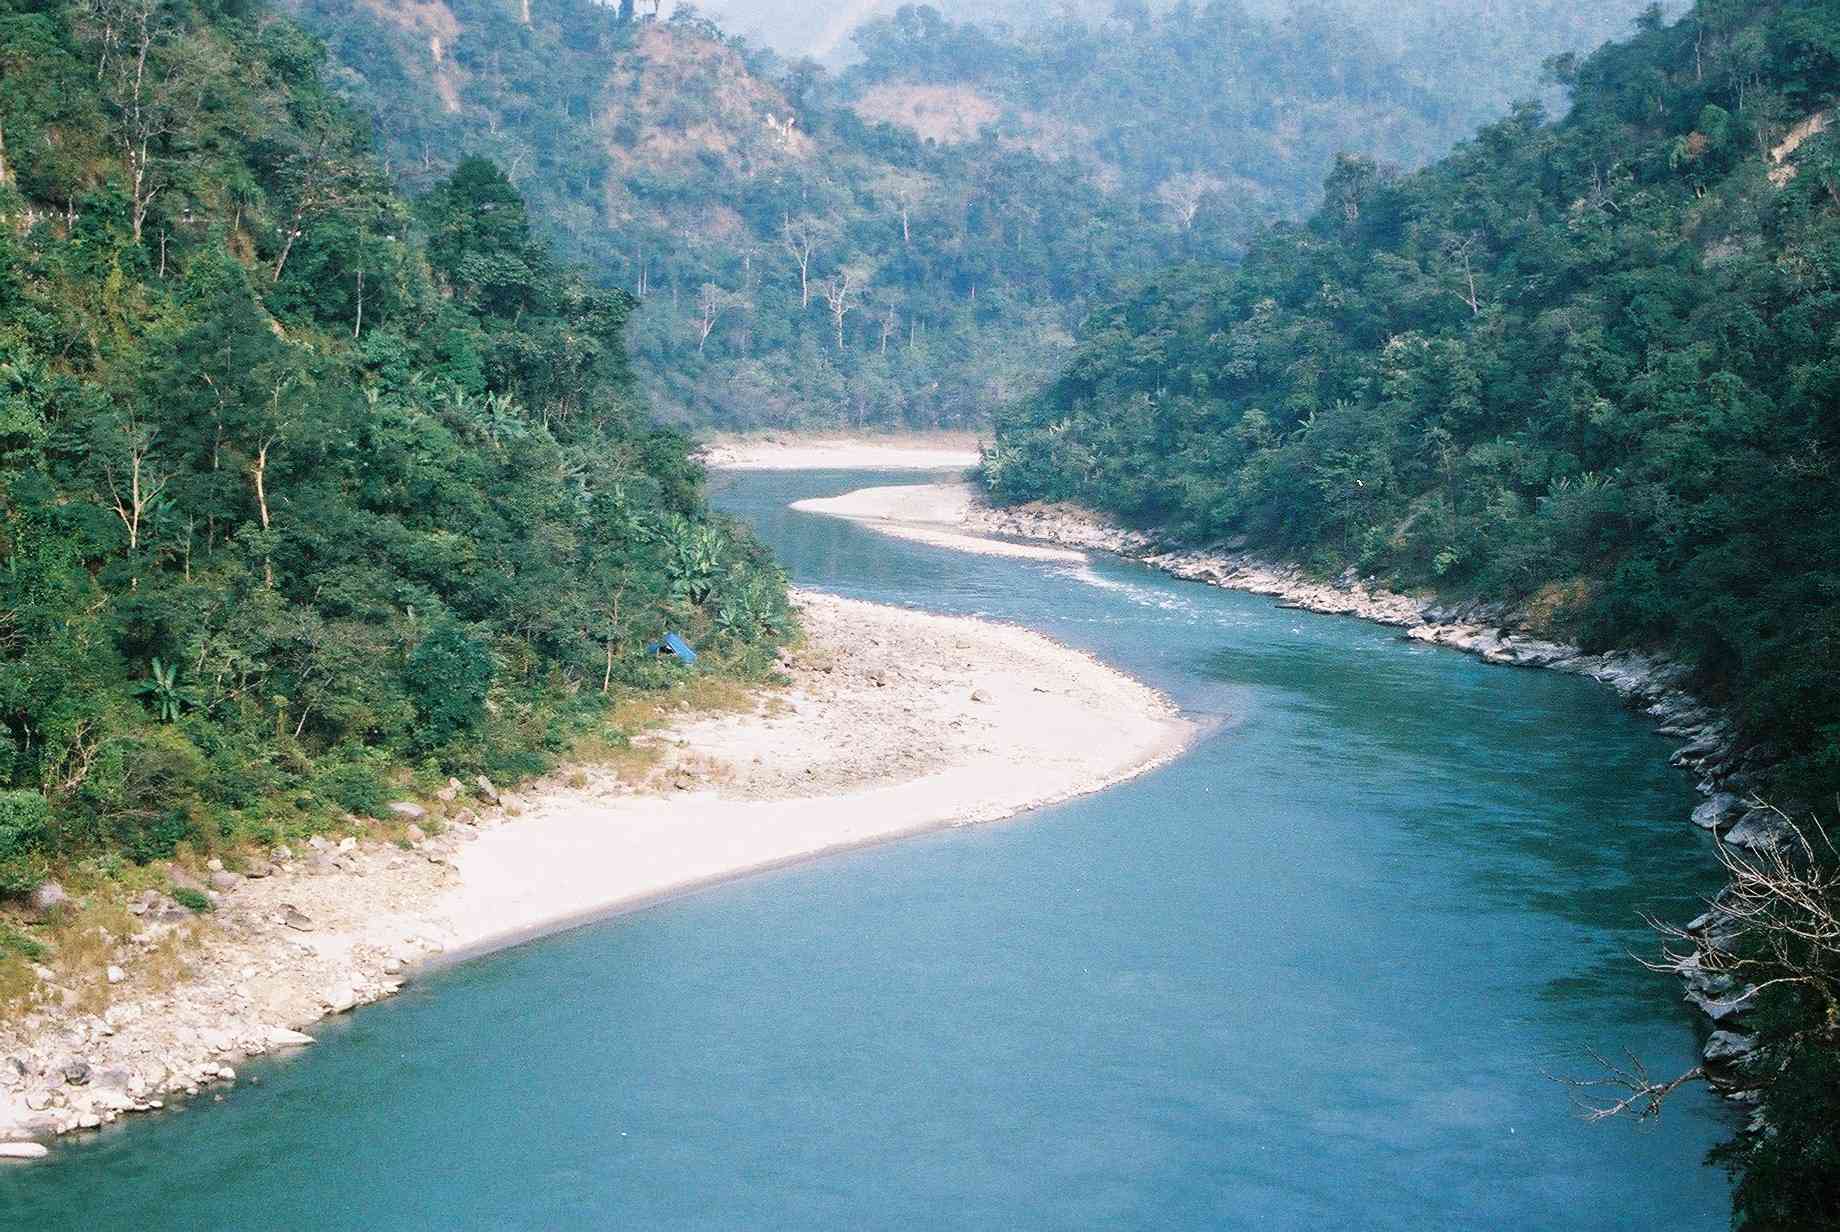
[171,887,212,913]
[116,809,202,866]
[0,791,50,864]
[406,622,495,747]
[314,756,388,817]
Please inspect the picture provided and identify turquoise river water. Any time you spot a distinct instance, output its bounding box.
[0,469,1732,1228]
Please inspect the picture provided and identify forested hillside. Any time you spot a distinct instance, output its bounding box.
[0,0,786,893]
[280,0,1654,430]
[988,5,1840,1221]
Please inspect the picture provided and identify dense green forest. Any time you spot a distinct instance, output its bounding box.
[0,0,787,892]
[989,3,1840,1222]
[278,0,1655,430]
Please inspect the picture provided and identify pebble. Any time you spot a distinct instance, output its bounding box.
[105,966,125,985]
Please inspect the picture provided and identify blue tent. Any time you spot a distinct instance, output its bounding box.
[645,632,698,666]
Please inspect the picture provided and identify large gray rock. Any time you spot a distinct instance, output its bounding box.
[475,775,500,804]
[208,871,241,893]
[1686,983,1756,1024]
[388,801,426,820]
[27,882,68,920]
[1703,1030,1757,1065]
[1691,794,1744,831]
[166,865,209,896]
[0,1142,48,1159]
[1724,809,1792,852]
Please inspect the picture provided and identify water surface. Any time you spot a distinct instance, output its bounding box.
[0,469,1731,1229]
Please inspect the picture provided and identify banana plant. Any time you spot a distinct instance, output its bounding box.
[134,658,193,723]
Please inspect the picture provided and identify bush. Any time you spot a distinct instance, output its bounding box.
[0,791,50,864]
[171,887,212,913]
[406,622,495,747]
[313,755,388,817]
[117,810,202,865]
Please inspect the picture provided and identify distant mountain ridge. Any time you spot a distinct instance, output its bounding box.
[287,0,1661,431]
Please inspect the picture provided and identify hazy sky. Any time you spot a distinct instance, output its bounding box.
[658,1,1677,64]
[667,1,1112,60]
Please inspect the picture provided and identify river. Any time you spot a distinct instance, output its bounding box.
[0,468,1731,1228]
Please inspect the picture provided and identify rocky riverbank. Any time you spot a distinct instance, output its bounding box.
[0,590,1188,1155]
[861,488,1776,1089]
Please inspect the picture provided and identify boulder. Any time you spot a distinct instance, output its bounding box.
[1690,794,1744,831]
[1687,984,1756,1024]
[129,889,187,923]
[1724,809,1792,852]
[104,966,125,986]
[0,1142,48,1160]
[262,1026,315,1048]
[208,871,241,893]
[243,861,274,879]
[166,865,209,896]
[280,906,315,932]
[27,882,69,921]
[475,775,500,804]
[388,801,426,821]
[970,689,991,703]
[60,1062,89,1087]
[1703,1030,1757,1065]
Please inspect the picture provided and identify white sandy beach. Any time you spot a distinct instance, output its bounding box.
[699,434,981,472]
[435,592,1187,953]
[790,483,1086,563]
[0,589,1190,1144]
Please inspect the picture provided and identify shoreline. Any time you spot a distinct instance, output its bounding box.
[0,590,1192,1151]
[698,432,982,472]
[430,593,1193,962]
[813,480,1772,1083]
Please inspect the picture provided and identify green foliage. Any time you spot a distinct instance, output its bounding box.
[133,658,192,724]
[311,753,388,818]
[0,0,788,889]
[0,791,50,866]
[991,2,1840,1220]
[281,0,1657,431]
[170,887,213,913]
[406,623,495,748]
[0,923,46,963]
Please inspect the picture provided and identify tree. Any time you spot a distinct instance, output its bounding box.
[270,109,376,282]
[1155,172,1226,231]
[101,410,167,559]
[693,282,748,353]
[780,214,821,309]
[822,267,862,352]
[78,0,215,242]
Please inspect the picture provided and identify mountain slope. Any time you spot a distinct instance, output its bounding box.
[0,0,785,901]
[284,0,1659,431]
[988,7,1840,1219]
